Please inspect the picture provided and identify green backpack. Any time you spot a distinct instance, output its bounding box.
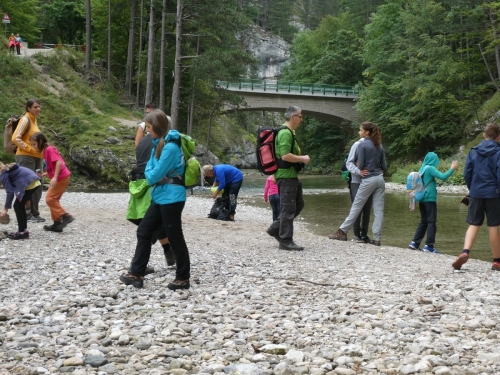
[179,134,201,188]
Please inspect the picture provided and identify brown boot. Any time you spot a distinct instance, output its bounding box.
[328,229,347,241]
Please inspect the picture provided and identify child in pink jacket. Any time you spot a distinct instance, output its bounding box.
[264,174,280,221]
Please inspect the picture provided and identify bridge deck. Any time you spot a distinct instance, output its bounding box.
[217,80,358,99]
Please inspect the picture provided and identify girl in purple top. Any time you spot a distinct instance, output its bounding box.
[30,132,75,232]
[0,163,41,239]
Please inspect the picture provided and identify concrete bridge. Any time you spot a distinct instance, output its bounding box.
[217,80,360,127]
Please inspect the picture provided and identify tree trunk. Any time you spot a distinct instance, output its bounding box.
[107,0,111,78]
[206,110,214,152]
[187,36,200,136]
[125,0,137,96]
[135,0,145,107]
[478,42,499,90]
[159,0,168,111]
[489,8,500,86]
[170,0,183,129]
[85,0,92,72]
[144,0,155,106]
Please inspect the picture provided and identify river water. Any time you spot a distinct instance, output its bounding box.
[197,173,492,262]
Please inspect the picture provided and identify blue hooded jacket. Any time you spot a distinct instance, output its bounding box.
[145,130,187,205]
[1,164,41,209]
[419,152,455,202]
[464,139,500,198]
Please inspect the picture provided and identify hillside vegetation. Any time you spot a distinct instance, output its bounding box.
[0,47,250,188]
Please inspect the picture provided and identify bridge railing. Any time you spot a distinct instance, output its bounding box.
[216,79,358,96]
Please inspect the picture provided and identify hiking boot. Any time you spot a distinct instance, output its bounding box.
[43,221,64,232]
[28,215,45,223]
[279,241,304,251]
[266,227,280,242]
[352,236,363,243]
[61,213,75,227]
[423,245,440,254]
[329,229,347,241]
[119,274,144,288]
[409,241,420,250]
[168,279,190,290]
[7,231,29,240]
[164,248,176,267]
[362,236,372,244]
[370,239,381,246]
[492,262,500,271]
[452,253,469,270]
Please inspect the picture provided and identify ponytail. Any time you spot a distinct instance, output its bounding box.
[361,121,382,148]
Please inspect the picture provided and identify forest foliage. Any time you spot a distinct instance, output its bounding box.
[2,0,500,174]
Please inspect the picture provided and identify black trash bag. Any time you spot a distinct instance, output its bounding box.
[208,196,231,221]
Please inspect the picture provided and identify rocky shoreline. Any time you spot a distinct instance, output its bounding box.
[0,191,496,375]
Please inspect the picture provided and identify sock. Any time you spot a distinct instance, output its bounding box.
[162,243,171,252]
[462,250,470,255]
[494,258,500,263]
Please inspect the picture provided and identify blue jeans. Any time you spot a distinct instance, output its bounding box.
[269,194,280,221]
[412,202,437,246]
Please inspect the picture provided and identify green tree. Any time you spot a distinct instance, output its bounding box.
[358,0,480,159]
[0,0,40,45]
[39,0,85,44]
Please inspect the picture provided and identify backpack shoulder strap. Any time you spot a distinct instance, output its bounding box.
[277,126,296,154]
[420,166,432,188]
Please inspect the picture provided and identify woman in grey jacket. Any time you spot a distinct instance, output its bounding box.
[329,122,387,245]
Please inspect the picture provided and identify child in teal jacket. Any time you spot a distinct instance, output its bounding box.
[408,152,458,253]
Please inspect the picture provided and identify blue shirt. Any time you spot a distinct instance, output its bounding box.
[214,164,243,191]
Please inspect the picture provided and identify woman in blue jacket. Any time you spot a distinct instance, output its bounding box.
[0,162,42,239]
[120,109,190,290]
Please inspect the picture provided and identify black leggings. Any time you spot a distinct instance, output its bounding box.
[13,189,34,232]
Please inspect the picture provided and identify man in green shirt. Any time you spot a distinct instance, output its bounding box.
[266,106,311,250]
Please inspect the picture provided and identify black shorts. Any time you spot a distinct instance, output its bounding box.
[466,197,500,226]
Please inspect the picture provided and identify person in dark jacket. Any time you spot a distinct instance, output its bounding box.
[329,122,387,246]
[0,163,42,239]
[452,123,500,271]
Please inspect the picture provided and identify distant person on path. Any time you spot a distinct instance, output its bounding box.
[127,108,176,271]
[135,102,157,147]
[0,162,41,240]
[8,34,15,54]
[408,152,458,254]
[12,99,46,223]
[120,109,190,290]
[452,123,500,271]
[15,34,22,55]
[30,132,75,232]
[202,164,243,221]
[266,105,310,251]
[346,136,374,244]
[329,122,386,246]
[264,174,280,221]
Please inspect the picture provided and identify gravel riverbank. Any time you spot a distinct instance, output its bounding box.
[1,190,498,375]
